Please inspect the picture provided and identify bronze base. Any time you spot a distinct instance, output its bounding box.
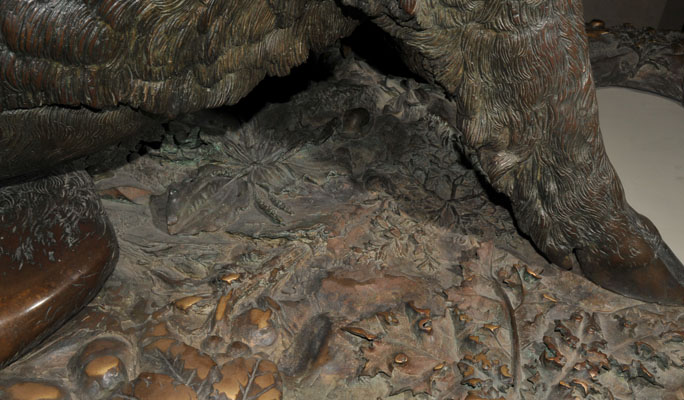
[1,58,682,399]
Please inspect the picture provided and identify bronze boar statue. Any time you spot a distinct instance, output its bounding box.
[0,0,682,369]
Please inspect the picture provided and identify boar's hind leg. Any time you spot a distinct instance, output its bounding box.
[341,0,684,304]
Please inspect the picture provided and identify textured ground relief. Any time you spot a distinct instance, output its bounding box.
[1,39,684,399]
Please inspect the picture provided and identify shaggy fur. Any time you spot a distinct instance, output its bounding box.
[1,0,682,303]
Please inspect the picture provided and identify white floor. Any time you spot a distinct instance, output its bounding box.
[597,87,684,261]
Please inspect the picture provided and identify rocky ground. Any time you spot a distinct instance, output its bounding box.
[1,26,683,400]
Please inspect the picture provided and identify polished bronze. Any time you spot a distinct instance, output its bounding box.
[0,172,117,368]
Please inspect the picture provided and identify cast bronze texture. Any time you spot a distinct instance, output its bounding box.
[0,171,118,368]
[0,53,681,398]
[0,0,682,370]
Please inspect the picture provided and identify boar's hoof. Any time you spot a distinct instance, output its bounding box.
[575,210,684,305]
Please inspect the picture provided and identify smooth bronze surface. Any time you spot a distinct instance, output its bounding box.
[0,172,118,368]
[2,382,65,400]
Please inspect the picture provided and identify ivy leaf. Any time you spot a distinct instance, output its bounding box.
[213,357,282,400]
[354,303,462,397]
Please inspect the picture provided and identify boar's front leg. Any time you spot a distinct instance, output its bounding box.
[342,0,684,304]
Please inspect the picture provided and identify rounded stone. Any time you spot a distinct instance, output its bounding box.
[1,382,66,400]
[85,355,121,378]
[0,172,118,368]
[70,338,130,398]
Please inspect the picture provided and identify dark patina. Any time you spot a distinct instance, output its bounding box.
[0,0,683,372]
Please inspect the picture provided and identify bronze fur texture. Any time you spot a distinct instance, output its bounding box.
[0,0,682,371]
